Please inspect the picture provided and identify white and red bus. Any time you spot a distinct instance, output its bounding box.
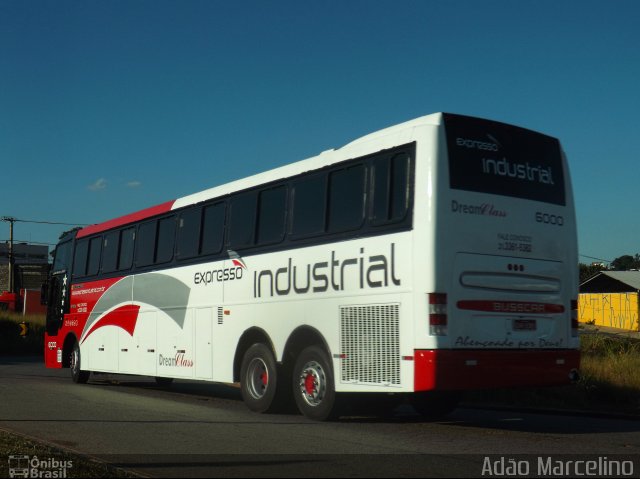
[43,113,579,420]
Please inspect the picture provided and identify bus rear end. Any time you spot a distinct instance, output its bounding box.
[415,113,579,393]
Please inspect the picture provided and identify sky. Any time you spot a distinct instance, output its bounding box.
[1,0,639,265]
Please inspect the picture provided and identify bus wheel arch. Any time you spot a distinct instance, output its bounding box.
[281,326,331,370]
[233,327,276,383]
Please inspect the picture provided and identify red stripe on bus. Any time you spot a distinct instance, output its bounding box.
[457,300,565,314]
[76,200,176,238]
[81,304,141,343]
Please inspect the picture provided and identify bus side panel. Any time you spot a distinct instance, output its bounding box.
[219,232,416,392]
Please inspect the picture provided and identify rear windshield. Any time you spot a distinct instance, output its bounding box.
[445,113,566,206]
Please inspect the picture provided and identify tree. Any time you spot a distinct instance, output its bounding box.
[579,263,607,283]
[610,254,640,271]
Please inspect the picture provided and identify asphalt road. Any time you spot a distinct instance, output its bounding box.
[1,356,640,477]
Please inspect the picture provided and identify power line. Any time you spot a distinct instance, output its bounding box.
[1,217,89,227]
[580,254,612,263]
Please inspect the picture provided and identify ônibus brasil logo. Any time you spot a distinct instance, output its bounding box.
[194,250,247,285]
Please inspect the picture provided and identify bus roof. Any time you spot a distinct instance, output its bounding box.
[76,200,176,239]
[74,113,447,240]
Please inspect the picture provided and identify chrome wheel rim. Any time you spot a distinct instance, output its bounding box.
[298,360,326,407]
[246,357,269,400]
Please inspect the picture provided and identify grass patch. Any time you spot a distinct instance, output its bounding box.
[465,332,640,415]
[0,429,136,477]
[0,312,45,356]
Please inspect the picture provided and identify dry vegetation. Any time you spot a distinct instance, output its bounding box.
[465,332,640,415]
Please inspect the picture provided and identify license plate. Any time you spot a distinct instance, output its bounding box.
[513,319,537,331]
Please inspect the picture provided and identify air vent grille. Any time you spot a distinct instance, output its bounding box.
[340,304,400,386]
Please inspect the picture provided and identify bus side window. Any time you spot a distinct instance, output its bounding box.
[87,236,102,276]
[72,239,89,278]
[101,231,119,273]
[136,221,157,267]
[118,227,136,270]
[328,164,365,233]
[290,174,326,238]
[177,207,202,260]
[371,153,410,224]
[156,216,176,264]
[228,192,257,249]
[201,202,225,256]
[257,186,287,245]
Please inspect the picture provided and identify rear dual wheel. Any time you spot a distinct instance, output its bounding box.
[293,346,337,421]
[240,343,338,420]
[240,343,290,413]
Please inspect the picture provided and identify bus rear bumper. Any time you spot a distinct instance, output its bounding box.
[414,349,580,391]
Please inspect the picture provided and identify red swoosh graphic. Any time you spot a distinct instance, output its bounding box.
[232,259,246,269]
[81,304,141,344]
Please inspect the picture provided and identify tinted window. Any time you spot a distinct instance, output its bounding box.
[257,186,287,245]
[228,193,257,248]
[177,208,201,259]
[445,113,566,206]
[73,240,89,277]
[87,237,102,276]
[136,221,156,267]
[291,174,326,237]
[328,165,365,232]
[102,231,119,273]
[119,228,135,270]
[372,153,410,224]
[156,217,176,264]
[201,202,225,255]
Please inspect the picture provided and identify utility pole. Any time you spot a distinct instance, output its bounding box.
[1,216,16,294]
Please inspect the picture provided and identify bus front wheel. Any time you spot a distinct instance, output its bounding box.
[70,342,90,384]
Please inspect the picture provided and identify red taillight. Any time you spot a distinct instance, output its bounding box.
[571,299,578,337]
[429,293,448,336]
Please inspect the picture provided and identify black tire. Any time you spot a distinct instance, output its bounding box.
[240,343,281,413]
[410,391,460,419]
[293,346,338,421]
[70,342,90,384]
[155,377,174,388]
